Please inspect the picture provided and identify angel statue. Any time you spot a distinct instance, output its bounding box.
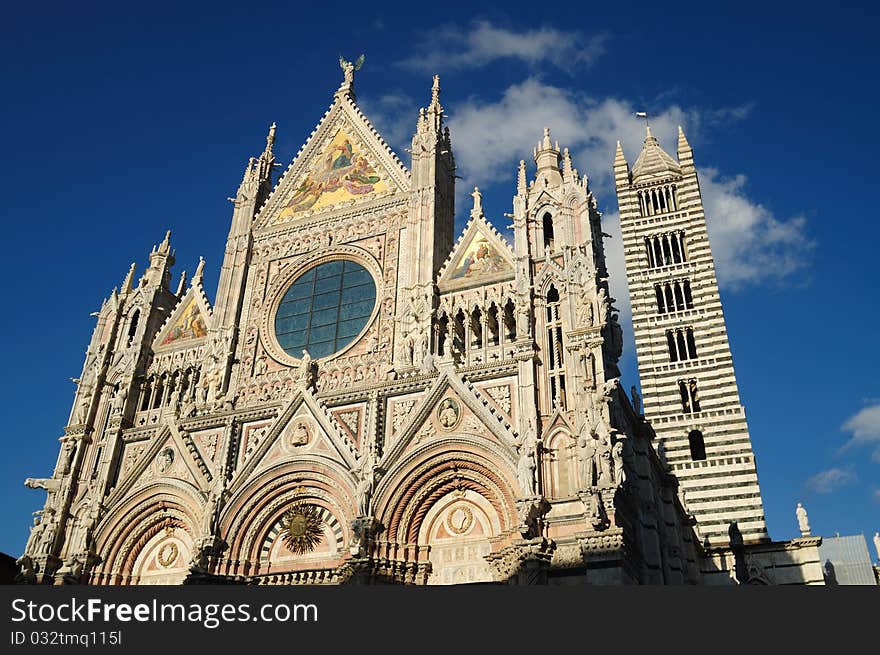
[339,54,365,86]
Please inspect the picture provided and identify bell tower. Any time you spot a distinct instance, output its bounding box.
[614,124,769,546]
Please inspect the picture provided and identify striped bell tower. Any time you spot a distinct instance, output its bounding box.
[613,124,769,547]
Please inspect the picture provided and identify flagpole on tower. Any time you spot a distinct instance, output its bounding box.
[635,111,650,127]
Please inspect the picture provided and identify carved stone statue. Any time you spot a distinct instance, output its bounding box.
[607,313,623,361]
[596,437,613,485]
[516,434,537,496]
[354,449,376,516]
[15,555,37,584]
[576,286,593,327]
[411,328,426,368]
[338,54,364,87]
[612,440,626,485]
[596,287,609,324]
[296,349,314,389]
[112,384,128,414]
[874,532,880,562]
[577,434,596,488]
[72,492,103,553]
[59,438,77,475]
[795,502,811,536]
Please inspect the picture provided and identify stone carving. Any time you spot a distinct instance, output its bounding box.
[391,400,416,434]
[414,421,435,444]
[295,349,314,390]
[874,532,880,561]
[484,385,512,414]
[157,541,179,568]
[15,555,37,584]
[70,491,103,554]
[596,437,613,485]
[606,314,623,362]
[596,287,609,325]
[437,398,460,430]
[577,430,597,488]
[612,440,626,485]
[445,505,474,535]
[516,419,538,496]
[24,478,60,492]
[354,449,378,516]
[290,419,311,447]
[795,502,810,536]
[156,447,175,474]
[576,286,594,327]
[338,54,364,88]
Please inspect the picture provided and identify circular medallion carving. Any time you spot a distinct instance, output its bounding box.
[156,447,175,474]
[289,419,312,447]
[446,505,474,535]
[156,541,179,568]
[437,398,460,431]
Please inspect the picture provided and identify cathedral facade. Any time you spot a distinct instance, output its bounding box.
[19,63,824,585]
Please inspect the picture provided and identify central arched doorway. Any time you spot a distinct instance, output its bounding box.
[419,490,498,585]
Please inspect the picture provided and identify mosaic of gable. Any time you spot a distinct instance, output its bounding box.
[275,128,389,222]
[160,298,207,346]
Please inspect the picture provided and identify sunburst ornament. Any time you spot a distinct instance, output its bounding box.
[280,503,324,554]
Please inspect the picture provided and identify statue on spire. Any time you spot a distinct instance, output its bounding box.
[339,54,365,88]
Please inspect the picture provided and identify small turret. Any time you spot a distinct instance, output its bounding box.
[534,127,562,185]
[141,230,175,290]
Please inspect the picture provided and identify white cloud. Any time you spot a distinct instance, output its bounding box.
[700,170,814,290]
[401,21,607,74]
[805,467,858,494]
[840,403,880,451]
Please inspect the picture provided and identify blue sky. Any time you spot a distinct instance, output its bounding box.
[1,1,877,558]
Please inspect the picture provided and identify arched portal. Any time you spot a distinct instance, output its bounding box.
[130,526,193,585]
[419,490,498,585]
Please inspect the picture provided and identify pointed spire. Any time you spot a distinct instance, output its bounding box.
[430,74,441,110]
[677,125,693,167]
[562,147,573,181]
[631,126,680,182]
[266,122,276,151]
[193,256,205,284]
[158,230,171,255]
[121,262,136,295]
[517,160,527,195]
[175,270,187,297]
[470,187,483,219]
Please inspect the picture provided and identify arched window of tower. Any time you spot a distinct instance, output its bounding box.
[542,212,555,254]
[126,309,140,347]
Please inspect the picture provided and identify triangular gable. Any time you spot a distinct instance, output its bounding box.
[152,281,213,351]
[228,389,359,494]
[107,419,211,505]
[255,93,410,230]
[381,366,517,467]
[437,213,515,291]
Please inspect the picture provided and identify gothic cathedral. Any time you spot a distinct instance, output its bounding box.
[18,62,825,585]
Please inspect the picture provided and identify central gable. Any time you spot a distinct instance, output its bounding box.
[256,94,410,230]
